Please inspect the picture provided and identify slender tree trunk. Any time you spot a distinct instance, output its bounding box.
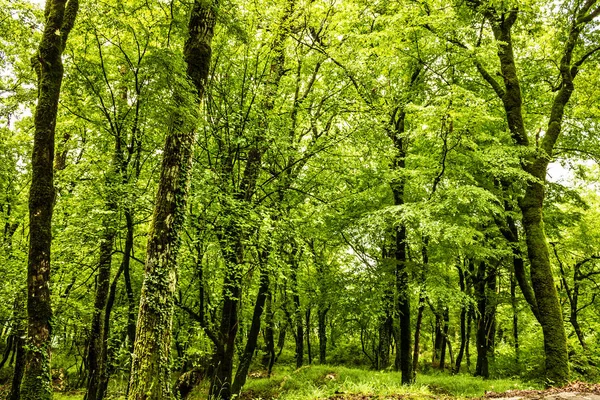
[306,307,312,364]
[290,245,304,369]
[124,209,137,356]
[85,224,115,400]
[275,321,287,363]
[387,66,420,384]
[231,258,270,396]
[97,262,125,399]
[454,266,467,373]
[318,306,328,364]
[264,288,276,375]
[412,298,425,375]
[511,270,520,363]
[9,294,26,400]
[396,224,412,383]
[209,3,293,397]
[21,1,78,398]
[439,308,449,371]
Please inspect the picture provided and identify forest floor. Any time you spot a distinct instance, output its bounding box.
[5,365,600,399]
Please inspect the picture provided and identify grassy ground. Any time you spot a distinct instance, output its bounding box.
[234,365,537,400]
[48,365,539,399]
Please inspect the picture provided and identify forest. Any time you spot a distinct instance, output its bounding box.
[1,0,600,399]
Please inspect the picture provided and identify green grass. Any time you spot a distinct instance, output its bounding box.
[46,365,539,399]
[228,365,539,400]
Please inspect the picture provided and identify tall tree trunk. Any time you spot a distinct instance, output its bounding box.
[209,2,293,397]
[395,223,412,383]
[127,2,216,398]
[21,0,78,398]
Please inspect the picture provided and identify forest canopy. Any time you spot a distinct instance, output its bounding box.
[1,0,600,399]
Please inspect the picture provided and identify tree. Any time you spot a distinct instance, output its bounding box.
[21,0,78,398]
[127,0,217,398]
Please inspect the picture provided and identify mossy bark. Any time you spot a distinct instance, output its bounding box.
[21,0,78,398]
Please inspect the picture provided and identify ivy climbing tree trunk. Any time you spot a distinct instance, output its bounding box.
[21,0,78,398]
[127,1,217,398]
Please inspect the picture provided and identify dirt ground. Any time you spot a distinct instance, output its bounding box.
[483,382,600,400]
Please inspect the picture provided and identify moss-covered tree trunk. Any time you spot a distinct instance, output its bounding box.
[21,0,78,398]
[467,3,600,384]
[127,1,216,398]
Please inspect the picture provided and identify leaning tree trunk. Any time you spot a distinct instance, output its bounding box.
[127,2,216,399]
[21,0,78,399]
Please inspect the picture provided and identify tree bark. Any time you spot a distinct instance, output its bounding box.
[21,0,78,398]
